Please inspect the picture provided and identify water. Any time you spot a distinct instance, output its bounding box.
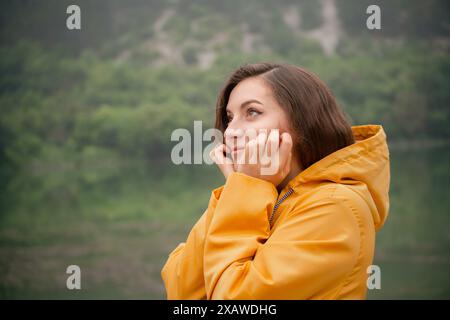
[0,147,449,299]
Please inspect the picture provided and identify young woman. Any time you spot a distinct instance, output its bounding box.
[161,62,390,299]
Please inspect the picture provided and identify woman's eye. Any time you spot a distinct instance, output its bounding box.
[247,108,262,117]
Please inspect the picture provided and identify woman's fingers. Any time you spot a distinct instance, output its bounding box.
[236,130,262,165]
[210,144,234,178]
[279,132,293,172]
[246,139,258,164]
[216,144,233,165]
[265,129,280,157]
[216,130,292,180]
[256,130,269,154]
[226,129,294,185]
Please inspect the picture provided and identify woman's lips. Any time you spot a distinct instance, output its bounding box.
[230,146,245,152]
[224,146,244,156]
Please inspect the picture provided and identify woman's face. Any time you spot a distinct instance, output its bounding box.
[224,76,292,154]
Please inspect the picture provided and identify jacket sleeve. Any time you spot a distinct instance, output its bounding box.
[161,185,223,299]
[203,172,360,299]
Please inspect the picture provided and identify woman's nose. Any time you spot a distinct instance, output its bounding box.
[224,127,244,139]
[224,127,247,151]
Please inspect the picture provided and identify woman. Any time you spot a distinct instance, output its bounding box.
[161,62,390,299]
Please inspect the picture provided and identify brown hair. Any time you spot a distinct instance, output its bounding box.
[215,62,355,170]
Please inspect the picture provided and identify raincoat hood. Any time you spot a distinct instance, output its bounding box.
[286,124,390,231]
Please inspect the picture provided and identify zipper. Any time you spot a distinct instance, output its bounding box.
[269,187,294,227]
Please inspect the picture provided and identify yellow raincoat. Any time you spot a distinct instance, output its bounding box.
[161,124,390,299]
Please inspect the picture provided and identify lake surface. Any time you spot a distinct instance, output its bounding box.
[1,146,449,299]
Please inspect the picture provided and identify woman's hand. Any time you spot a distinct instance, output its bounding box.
[209,143,235,179]
[210,130,293,187]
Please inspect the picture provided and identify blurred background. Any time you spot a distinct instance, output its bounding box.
[0,0,449,299]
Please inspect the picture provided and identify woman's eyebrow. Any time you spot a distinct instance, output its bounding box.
[227,99,263,112]
[240,99,263,108]
[225,99,262,113]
